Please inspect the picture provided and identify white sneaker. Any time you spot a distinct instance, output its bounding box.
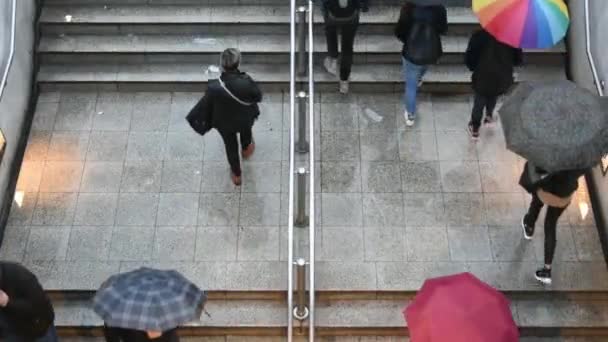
[324,57,338,77]
[404,111,415,127]
[339,80,349,94]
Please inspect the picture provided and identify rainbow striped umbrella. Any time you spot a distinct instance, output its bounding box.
[473,0,570,49]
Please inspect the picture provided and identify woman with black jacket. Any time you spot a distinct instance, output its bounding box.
[103,325,179,342]
[520,162,587,285]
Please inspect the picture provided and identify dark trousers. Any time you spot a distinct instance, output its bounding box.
[324,15,359,81]
[470,92,498,129]
[524,192,568,265]
[218,128,253,177]
[0,315,58,342]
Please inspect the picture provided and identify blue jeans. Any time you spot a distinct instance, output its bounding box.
[402,57,428,118]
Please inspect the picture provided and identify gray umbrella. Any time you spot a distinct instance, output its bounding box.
[499,80,608,172]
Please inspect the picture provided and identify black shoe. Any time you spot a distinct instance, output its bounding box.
[467,123,480,140]
[535,267,552,285]
[483,116,495,126]
[522,215,534,240]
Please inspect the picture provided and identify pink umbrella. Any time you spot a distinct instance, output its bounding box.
[405,272,519,342]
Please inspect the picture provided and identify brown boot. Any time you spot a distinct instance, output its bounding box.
[242,142,255,159]
[231,173,242,186]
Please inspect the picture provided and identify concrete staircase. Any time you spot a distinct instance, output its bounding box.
[29,0,608,341]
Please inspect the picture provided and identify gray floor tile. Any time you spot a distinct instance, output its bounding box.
[32,101,59,131]
[26,260,120,290]
[54,99,96,131]
[403,193,445,226]
[364,226,406,261]
[154,226,196,261]
[406,226,450,261]
[202,130,227,162]
[198,193,240,227]
[400,161,441,193]
[553,262,608,290]
[120,160,162,193]
[26,226,70,261]
[225,261,286,290]
[165,131,204,161]
[32,193,77,226]
[376,261,468,290]
[398,130,438,161]
[115,193,159,226]
[488,227,537,262]
[479,162,521,193]
[16,162,44,193]
[23,131,51,162]
[484,193,526,227]
[39,162,84,192]
[7,193,37,226]
[93,92,134,131]
[571,226,605,261]
[316,262,376,290]
[156,193,199,226]
[358,102,397,131]
[80,162,123,193]
[361,162,402,193]
[321,162,362,193]
[86,131,128,161]
[467,261,539,291]
[443,193,486,226]
[239,193,281,226]
[200,162,240,193]
[0,226,30,262]
[320,131,360,161]
[439,161,482,193]
[130,92,171,131]
[321,193,363,227]
[432,96,471,131]
[360,131,399,161]
[237,226,280,261]
[169,92,200,132]
[242,162,282,193]
[436,130,478,161]
[109,226,155,261]
[532,225,578,262]
[256,101,284,134]
[160,161,203,193]
[196,226,238,261]
[321,102,359,131]
[73,193,118,226]
[126,132,167,161]
[319,227,364,262]
[448,226,493,261]
[246,131,283,162]
[476,131,519,163]
[362,193,405,227]
[67,226,112,261]
[47,131,90,161]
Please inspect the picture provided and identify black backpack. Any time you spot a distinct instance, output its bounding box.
[472,38,515,96]
[326,0,359,23]
[404,7,442,65]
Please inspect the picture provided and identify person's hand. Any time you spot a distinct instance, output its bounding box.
[0,290,9,307]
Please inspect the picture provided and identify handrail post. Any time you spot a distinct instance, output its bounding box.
[584,0,605,96]
[296,6,308,76]
[295,167,309,227]
[296,91,310,153]
[0,0,17,102]
[293,258,309,320]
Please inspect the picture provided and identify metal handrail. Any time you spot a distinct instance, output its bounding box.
[306,1,316,341]
[584,0,604,96]
[0,0,17,102]
[287,0,296,340]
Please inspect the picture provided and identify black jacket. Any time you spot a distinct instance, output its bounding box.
[395,3,448,45]
[519,162,586,198]
[104,326,179,342]
[0,262,55,338]
[465,29,523,71]
[197,70,262,133]
[317,0,369,12]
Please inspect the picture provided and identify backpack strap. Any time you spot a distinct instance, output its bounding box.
[218,76,255,106]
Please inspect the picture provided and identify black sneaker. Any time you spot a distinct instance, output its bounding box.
[535,267,552,285]
[522,215,534,240]
[467,123,479,140]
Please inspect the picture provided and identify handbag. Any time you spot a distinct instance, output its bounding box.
[186,96,212,136]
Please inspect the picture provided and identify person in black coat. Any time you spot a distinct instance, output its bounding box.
[519,162,587,285]
[103,325,179,342]
[0,262,57,342]
[194,48,263,186]
[465,29,523,139]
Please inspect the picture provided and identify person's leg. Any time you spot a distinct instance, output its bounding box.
[218,130,242,177]
[323,15,339,76]
[338,17,359,81]
[240,125,255,159]
[36,326,58,342]
[404,59,423,120]
[522,192,543,239]
[483,95,498,125]
[469,92,486,131]
[535,204,567,284]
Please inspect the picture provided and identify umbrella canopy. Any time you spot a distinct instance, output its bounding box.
[500,80,608,172]
[405,273,518,342]
[93,268,207,332]
[473,0,570,48]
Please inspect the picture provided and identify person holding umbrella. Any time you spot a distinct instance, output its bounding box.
[94,268,208,342]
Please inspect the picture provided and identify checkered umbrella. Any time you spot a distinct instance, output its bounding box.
[93,268,207,332]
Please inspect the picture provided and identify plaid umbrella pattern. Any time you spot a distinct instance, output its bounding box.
[93,268,207,332]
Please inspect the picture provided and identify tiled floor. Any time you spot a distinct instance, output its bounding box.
[1,90,606,291]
